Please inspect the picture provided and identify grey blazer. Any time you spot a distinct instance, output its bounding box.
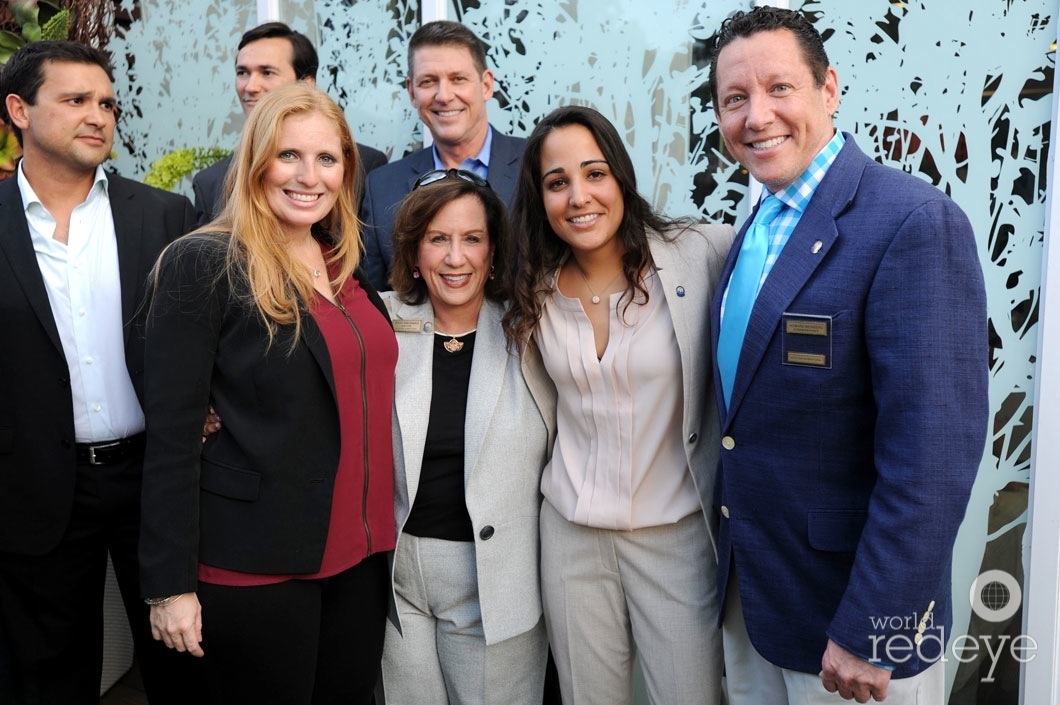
[385,295,549,645]
[521,224,734,551]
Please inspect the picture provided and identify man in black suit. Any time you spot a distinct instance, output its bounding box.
[359,21,526,290]
[192,21,388,225]
[0,41,203,704]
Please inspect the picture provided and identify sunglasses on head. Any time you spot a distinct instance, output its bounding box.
[412,168,490,190]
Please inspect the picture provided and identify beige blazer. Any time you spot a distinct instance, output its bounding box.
[384,295,549,645]
[521,223,734,554]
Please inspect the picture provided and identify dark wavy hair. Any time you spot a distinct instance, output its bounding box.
[389,176,512,305]
[502,105,691,347]
[709,6,830,110]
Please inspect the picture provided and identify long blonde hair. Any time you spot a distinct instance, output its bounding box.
[205,82,362,347]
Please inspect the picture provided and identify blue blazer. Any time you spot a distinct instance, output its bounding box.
[711,135,989,678]
[359,128,525,291]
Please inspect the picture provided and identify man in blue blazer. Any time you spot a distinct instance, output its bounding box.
[708,8,988,704]
[360,21,525,290]
[0,42,204,703]
[191,22,387,225]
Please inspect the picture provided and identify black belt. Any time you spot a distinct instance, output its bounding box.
[75,433,146,466]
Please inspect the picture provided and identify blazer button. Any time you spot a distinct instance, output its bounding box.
[722,436,735,450]
[479,526,495,540]
[721,505,730,519]
[687,432,698,443]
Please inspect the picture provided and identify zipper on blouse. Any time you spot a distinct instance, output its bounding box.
[332,299,373,556]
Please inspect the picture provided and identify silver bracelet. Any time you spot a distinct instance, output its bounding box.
[144,594,183,607]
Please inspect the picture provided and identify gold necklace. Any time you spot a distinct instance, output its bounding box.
[573,261,623,305]
[436,328,476,353]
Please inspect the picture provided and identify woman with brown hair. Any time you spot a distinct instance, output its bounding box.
[380,169,550,704]
[504,105,733,705]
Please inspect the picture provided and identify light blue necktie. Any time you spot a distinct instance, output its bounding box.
[717,195,784,408]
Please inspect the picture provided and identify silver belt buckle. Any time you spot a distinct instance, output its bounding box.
[88,440,121,465]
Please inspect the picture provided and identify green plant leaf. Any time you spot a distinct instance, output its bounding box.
[40,8,69,41]
[8,1,40,30]
[0,29,27,52]
[0,123,22,176]
[143,147,232,192]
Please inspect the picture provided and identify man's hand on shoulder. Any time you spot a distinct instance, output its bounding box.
[820,638,891,702]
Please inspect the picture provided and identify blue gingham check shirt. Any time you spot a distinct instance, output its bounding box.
[757,130,845,286]
[720,130,845,318]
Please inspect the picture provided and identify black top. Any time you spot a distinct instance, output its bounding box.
[403,330,477,541]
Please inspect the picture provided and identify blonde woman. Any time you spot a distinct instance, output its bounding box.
[139,83,397,704]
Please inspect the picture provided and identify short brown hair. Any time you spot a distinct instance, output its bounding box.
[390,176,511,305]
[407,20,488,78]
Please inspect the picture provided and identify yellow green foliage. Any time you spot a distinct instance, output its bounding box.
[0,124,20,175]
[143,147,231,192]
[40,7,68,40]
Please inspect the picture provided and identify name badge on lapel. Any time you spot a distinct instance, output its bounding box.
[781,313,832,368]
[392,319,425,334]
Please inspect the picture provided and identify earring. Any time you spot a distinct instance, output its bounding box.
[489,264,496,280]
[412,266,420,279]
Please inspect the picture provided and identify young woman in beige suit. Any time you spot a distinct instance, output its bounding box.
[504,106,734,705]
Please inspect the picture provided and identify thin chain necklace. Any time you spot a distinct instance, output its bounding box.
[572,261,623,305]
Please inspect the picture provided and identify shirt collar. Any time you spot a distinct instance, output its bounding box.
[432,125,493,177]
[772,130,845,213]
[17,161,110,212]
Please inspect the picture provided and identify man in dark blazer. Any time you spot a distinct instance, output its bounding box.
[360,21,525,290]
[708,8,988,704]
[192,22,387,225]
[0,41,203,703]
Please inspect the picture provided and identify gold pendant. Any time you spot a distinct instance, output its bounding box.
[443,336,464,353]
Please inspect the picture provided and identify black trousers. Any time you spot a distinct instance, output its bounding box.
[197,551,390,705]
[0,455,207,705]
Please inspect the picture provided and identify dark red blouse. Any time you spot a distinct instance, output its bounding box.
[199,275,397,587]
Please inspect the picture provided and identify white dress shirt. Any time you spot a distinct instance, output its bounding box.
[19,163,144,442]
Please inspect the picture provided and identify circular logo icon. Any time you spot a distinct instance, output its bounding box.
[969,569,1022,623]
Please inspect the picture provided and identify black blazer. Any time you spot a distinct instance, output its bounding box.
[0,172,196,555]
[138,234,392,598]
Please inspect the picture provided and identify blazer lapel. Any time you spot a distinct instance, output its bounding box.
[403,149,437,194]
[723,139,866,422]
[107,175,147,343]
[650,235,695,397]
[463,300,507,486]
[390,298,435,510]
[487,129,523,205]
[0,179,64,354]
[299,314,338,407]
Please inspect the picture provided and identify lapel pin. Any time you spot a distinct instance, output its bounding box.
[676,286,686,297]
[812,240,823,254]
